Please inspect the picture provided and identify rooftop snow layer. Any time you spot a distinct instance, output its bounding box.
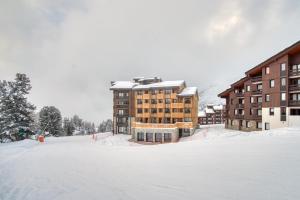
[178,87,198,96]
[213,105,224,110]
[133,80,185,89]
[198,111,206,117]
[110,81,138,90]
[205,108,215,114]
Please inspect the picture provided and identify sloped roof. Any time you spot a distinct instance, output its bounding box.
[198,111,206,117]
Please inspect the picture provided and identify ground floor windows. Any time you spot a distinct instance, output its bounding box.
[269,108,274,115]
[257,122,262,129]
[290,109,300,116]
[137,132,144,141]
[146,133,153,142]
[246,121,250,128]
[155,133,162,142]
[118,126,127,133]
[164,133,172,142]
[265,123,270,130]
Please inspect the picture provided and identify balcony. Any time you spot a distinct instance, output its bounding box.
[289,100,300,106]
[249,115,262,120]
[235,114,244,119]
[251,76,262,84]
[251,90,262,96]
[251,102,262,108]
[235,93,244,98]
[289,70,300,78]
[289,84,300,92]
[235,104,244,109]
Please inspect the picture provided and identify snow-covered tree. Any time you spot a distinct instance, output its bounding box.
[39,106,63,136]
[63,117,75,136]
[98,119,113,133]
[0,74,36,142]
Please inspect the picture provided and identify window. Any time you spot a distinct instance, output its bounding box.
[137,91,143,95]
[291,109,300,115]
[137,99,143,104]
[144,90,148,94]
[257,122,262,129]
[144,99,149,103]
[150,118,157,123]
[172,108,178,113]
[118,109,124,115]
[281,63,286,71]
[151,108,157,113]
[144,108,149,113]
[165,89,172,94]
[151,99,157,104]
[158,99,163,103]
[270,80,275,88]
[265,67,270,74]
[258,97,262,103]
[137,108,143,114]
[269,108,274,115]
[164,133,172,142]
[265,123,270,130]
[250,97,254,103]
[165,99,171,104]
[246,85,251,92]
[159,108,163,113]
[257,84,262,91]
[258,109,262,116]
[184,118,192,122]
[165,108,170,113]
[281,78,286,86]
[281,92,286,101]
[118,127,127,133]
[250,109,253,115]
[146,133,153,142]
[151,90,157,95]
[265,94,270,102]
[183,128,190,133]
[184,108,191,113]
[155,133,162,142]
[172,99,178,103]
[184,98,191,104]
[246,121,250,128]
[137,132,144,141]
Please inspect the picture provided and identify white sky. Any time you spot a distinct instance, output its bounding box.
[1,0,300,123]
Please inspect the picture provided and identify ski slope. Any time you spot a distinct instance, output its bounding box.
[1,125,300,200]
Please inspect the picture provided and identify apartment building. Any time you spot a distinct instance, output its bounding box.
[219,41,300,131]
[198,104,225,125]
[110,77,199,143]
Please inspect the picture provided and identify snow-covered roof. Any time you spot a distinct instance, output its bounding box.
[177,87,198,96]
[205,108,215,114]
[133,80,185,90]
[213,105,224,110]
[198,111,206,117]
[110,81,138,90]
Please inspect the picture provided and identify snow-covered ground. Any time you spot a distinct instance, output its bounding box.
[1,125,300,200]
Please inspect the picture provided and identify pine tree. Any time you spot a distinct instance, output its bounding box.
[63,117,75,136]
[0,74,35,141]
[39,106,63,136]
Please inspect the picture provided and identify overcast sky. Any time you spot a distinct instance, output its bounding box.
[1,0,300,123]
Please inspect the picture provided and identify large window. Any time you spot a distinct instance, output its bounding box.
[184,98,191,104]
[146,133,153,142]
[184,108,191,113]
[246,85,251,92]
[155,133,162,142]
[137,99,143,104]
[258,97,262,103]
[250,97,254,103]
[184,118,192,122]
[165,89,172,94]
[258,109,262,116]
[246,121,250,128]
[164,133,172,142]
[281,78,286,86]
[137,108,143,114]
[257,84,263,91]
[137,132,144,141]
[151,99,157,104]
[257,122,262,129]
[151,108,157,113]
[165,108,171,113]
[265,67,270,74]
[265,123,270,130]
[290,109,300,116]
[165,99,171,104]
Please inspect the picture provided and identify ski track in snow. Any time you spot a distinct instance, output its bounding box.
[1,125,300,200]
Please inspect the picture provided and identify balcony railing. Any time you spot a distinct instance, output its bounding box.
[289,69,300,77]
[235,104,244,109]
[235,93,244,97]
[249,115,262,120]
[289,84,300,92]
[252,90,262,96]
[289,100,300,106]
[251,76,262,83]
[251,102,262,108]
[235,114,244,119]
